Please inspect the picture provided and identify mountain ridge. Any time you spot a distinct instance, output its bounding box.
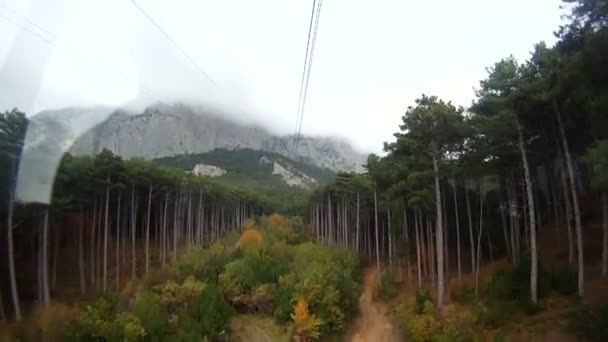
[59,102,365,172]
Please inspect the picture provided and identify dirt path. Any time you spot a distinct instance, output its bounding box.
[348,267,401,342]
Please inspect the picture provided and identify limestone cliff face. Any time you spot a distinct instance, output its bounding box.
[68,103,366,172]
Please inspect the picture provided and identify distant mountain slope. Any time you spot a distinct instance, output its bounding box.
[154,148,335,190]
[66,102,365,172]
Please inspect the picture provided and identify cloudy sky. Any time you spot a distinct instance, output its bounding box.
[0,0,566,153]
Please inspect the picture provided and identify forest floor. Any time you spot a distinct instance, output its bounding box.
[346,267,402,342]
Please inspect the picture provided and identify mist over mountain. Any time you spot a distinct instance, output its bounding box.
[61,102,366,172]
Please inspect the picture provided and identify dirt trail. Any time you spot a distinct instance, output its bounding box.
[348,267,401,342]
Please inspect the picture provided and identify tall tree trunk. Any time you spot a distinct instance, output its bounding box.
[415,209,422,288]
[79,207,86,295]
[554,99,584,297]
[433,156,445,307]
[356,192,360,252]
[162,191,169,267]
[602,192,608,278]
[427,217,435,286]
[515,114,538,304]
[103,177,110,292]
[42,208,51,307]
[559,157,574,265]
[173,189,180,262]
[499,187,511,261]
[475,184,484,296]
[404,209,412,288]
[145,184,153,274]
[131,186,137,280]
[388,209,393,271]
[374,186,380,273]
[91,200,97,286]
[115,192,121,290]
[465,186,475,274]
[7,198,21,320]
[451,180,462,286]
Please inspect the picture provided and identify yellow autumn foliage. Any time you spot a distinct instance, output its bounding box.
[398,297,477,341]
[236,228,263,250]
[291,297,320,340]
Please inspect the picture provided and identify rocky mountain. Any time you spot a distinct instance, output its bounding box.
[66,103,366,172]
[154,148,335,190]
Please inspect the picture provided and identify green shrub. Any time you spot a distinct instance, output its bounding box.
[176,245,235,284]
[276,243,359,335]
[272,284,295,323]
[131,291,168,341]
[67,297,145,341]
[415,289,432,314]
[176,284,233,341]
[566,305,608,341]
[375,269,398,300]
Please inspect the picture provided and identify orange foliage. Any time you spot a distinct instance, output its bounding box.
[267,213,284,228]
[292,297,320,340]
[236,228,263,250]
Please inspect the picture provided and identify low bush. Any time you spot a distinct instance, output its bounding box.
[375,269,398,301]
[67,297,145,341]
[175,244,235,284]
[397,295,476,342]
[176,284,233,341]
[292,297,321,340]
[451,285,475,305]
[131,291,168,340]
[566,304,608,341]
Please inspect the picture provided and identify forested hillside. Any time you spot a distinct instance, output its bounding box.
[304,0,608,339]
[2,0,608,341]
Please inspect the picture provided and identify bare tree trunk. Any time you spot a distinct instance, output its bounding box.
[145,184,152,274]
[131,186,137,280]
[415,209,422,288]
[103,177,110,292]
[554,100,584,297]
[442,188,449,282]
[475,184,484,297]
[499,187,511,261]
[7,198,21,320]
[42,208,51,307]
[162,191,169,267]
[465,187,475,274]
[173,189,180,262]
[451,180,462,286]
[91,200,97,286]
[559,158,574,265]
[602,192,608,278]
[374,186,380,273]
[115,192,121,290]
[356,192,360,252]
[388,209,393,271]
[427,217,435,286]
[433,157,445,307]
[404,209,412,288]
[79,207,86,295]
[515,114,538,304]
